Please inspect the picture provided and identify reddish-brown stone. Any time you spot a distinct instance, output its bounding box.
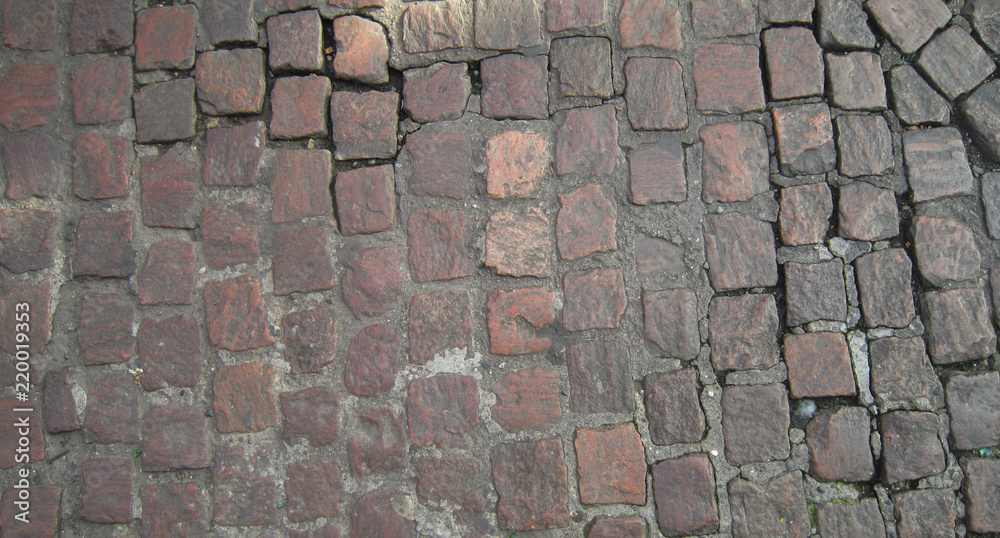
[335,165,395,236]
[474,0,542,49]
[881,411,946,483]
[701,121,769,204]
[492,366,561,432]
[202,203,260,269]
[643,288,699,359]
[855,249,917,329]
[134,78,197,143]
[73,211,135,278]
[722,384,790,464]
[557,183,617,260]
[0,64,59,132]
[281,309,337,375]
[869,336,941,406]
[922,288,996,364]
[692,0,756,38]
[348,407,406,478]
[0,210,55,273]
[330,91,399,160]
[913,216,981,287]
[619,0,682,50]
[763,26,824,100]
[281,386,341,446]
[44,367,79,433]
[547,0,606,31]
[3,136,63,200]
[0,279,52,355]
[272,148,333,223]
[784,332,856,398]
[71,57,132,124]
[827,51,888,110]
[407,208,475,282]
[625,57,687,130]
[564,268,626,331]
[481,54,548,120]
[203,121,265,186]
[892,488,958,538]
[406,127,472,199]
[141,153,200,229]
[342,247,405,318]
[652,454,719,536]
[403,62,470,123]
[140,483,208,537]
[3,0,56,51]
[267,10,323,72]
[138,315,202,390]
[351,491,416,537]
[729,471,811,538]
[838,181,898,241]
[345,324,399,397]
[963,458,1000,533]
[195,48,266,115]
[773,103,837,176]
[693,44,765,114]
[555,104,620,177]
[72,134,132,200]
[286,460,343,522]
[636,236,685,280]
[0,395,43,467]
[568,340,634,413]
[212,445,279,526]
[904,127,975,203]
[487,287,556,355]
[587,517,646,538]
[867,0,950,55]
[486,131,550,198]
[806,406,875,482]
[408,374,479,448]
[486,208,553,277]
[142,405,211,472]
[273,226,335,296]
[492,438,571,530]
[69,0,133,53]
[402,1,465,53]
[946,372,1000,450]
[203,0,256,45]
[551,37,613,99]
[138,240,195,306]
[135,5,197,70]
[2,487,59,536]
[709,294,780,371]
[77,293,134,366]
[644,369,705,445]
[630,136,686,204]
[575,424,646,505]
[205,276,274,351]
[836,115,895,178]
[334,16,388,84]
[270,75,332,140]
[780,182,833,246]
[213,362,278,433]
[409,291,471,365]
[416,456,483,515]
[80,458,133,524]
[784,259,847,326]
[704,213,778,292]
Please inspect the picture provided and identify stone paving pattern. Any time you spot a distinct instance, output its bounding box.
[1,0,1000,536]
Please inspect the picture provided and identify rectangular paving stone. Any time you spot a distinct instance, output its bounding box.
[644,369,705,445]
[71,57,132,125]
[701,121,769,203]
[481,54,548,120]
[203,0,256,45]
[44,367,80,433]
[202,203,260,269]
[785,259,847,326]
[547,0,606,31]
[636,236,685,280]
[854,248,916,328]
[351,490,415,537]
[818,0,876,49]
[946,372,1000,450]
[348,407,407,478]
[890,65,951,126]
[552,37,613,99]
[555,104,620,177]
[487,287,556,355]
[780,182,833,246]
[406,127,472,198]
[283,308,338,375]
[84,371,140,444]
[203,121,265,186]
[962,458,1000,533]
[72,134,132,200]
[0,279,52,355]
[709,294,780,371]
[3,0,56,51]
[729,471,811,538]
[267,9,323,73]
[817,499,886,538]
[141,483,208,537]
[270,75,332,140]
[693,44,766,114]
[759,0,814,23]
[587,517,646,538]
[0,64,60,132]
[836,115,894,178]
[967,0,1000,53]
[624,57,687,130]
[138,314,202,390]
[135,5,197,71]
[213,362,278,433]
[69,0,133,53]
[141,153,200,229]
[619,0,682,50]
[922,288,996,364]
[692,0,756,38]
[138,240,196,306]
[474,0,542,50]
[763,26,824,100]
[491,366,561,432]
[341,247,405,318]
[917,26,995,100]
[486,207,552,277]
[272,148,333,223]
[286,460,343,522]
[869,336,943,406]
[335,165,395,235]
[407,374,478,448]
[403,62,471,123]
[892,488,957,538]
[704,213,778,292]
[134,78,197,143]
[73,211,135,278]
[568,340,634,413]
[912,215,981,286]
[630,135,686,204]
[839,181,898,241]
[408,290,471,365]
[204,275,274,351]
[142,405,211,471]
[643,288,699,359]
[333,15,389,85]
[273,226,335,295]
[652,454,719,537]
[330,91,399,160]
[722,384,790,465]
[557,183,617,260]
[866,0,950,54]
[213,445,279,526]
[785,332,857,398]
[564,266,628,330]
[402,1,465,53]
[77,293,134,365]
[0,209,56,273]
[773,103,837,176]
[904,127,975,203]
[408,208,475,282]
[827,51,887,110]
[80,458,133,524]
[3,136,64,200]
[487,130,550,198]
[961,79,1000,162]
[195,48,267,115]
[281,386,341,446]
[491,438,570,531]
[881,410,945,484]
[575,423,645,505]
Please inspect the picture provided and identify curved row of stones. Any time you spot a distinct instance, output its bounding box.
[1,0,1000,536]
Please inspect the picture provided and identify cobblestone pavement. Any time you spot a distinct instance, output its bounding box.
[1,0,1000,536]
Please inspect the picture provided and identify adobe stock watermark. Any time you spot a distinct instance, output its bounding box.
[11,301,33,524]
